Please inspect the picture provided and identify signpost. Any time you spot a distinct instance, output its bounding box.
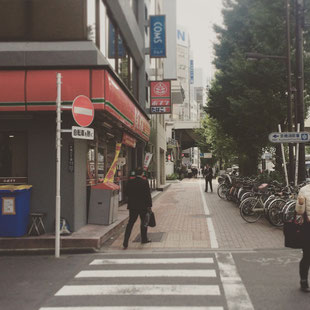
[55,81,95,258]
[55,73,62,258]
[268,131,310,143]
[72,95,94,127]
[72,126,94,140]
[269,124,308,189]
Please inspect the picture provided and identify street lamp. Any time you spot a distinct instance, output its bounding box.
[295,0,305,182]
[245,52,286,60]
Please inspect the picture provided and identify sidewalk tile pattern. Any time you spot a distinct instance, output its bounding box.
[110,178,285,250]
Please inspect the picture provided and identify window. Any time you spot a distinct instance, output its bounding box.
[0,132,27,184]
[87,0,96,43]
[0,0,87,42]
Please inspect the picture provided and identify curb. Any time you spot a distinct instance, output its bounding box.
[0,189,168,256]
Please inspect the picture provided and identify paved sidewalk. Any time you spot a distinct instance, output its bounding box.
[0,189,166,253]
[0,178,285,253]
[109,178,212,250]
[108,178,285,251]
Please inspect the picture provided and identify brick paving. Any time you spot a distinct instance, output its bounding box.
[109,178,284,250]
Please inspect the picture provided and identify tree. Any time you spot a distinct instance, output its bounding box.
[205,0,297,175]
[196,115,238,169]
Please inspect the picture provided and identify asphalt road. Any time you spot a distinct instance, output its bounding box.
[0,179,308,310]
[0,249,306,310]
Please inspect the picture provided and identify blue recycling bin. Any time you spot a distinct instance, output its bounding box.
[0,185,32,237]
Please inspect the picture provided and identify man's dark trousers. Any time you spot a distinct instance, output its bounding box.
[205,178,213,192]
[124,209,148,246]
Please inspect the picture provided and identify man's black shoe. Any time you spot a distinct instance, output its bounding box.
[123,242,128,249]
[141,239,152,244]
[300,280,310,292]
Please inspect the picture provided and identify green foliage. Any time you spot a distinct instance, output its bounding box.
[255,170,285,184]
[205,0,310,176]
[166,173,179,180]
[196,115,238,168]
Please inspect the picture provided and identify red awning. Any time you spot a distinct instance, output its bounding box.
[0,71,26,111]
[0,69,150,141]
[26,70,90,111]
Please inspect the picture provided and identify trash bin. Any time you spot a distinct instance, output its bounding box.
[0,185,32,237]
[88,182,119,225]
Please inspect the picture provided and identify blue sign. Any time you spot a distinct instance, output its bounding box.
[269,131,310,143]
[150,15,166,58]
[108,21,126,58]
[190,59,194,84]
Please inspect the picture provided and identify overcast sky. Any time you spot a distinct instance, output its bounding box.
[176,0,224,82]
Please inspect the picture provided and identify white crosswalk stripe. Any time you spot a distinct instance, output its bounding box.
[40,307,224,310]
[55,284,221,296]
[90,257,214,265]
[39,254,252,310]
[75,269,217,278]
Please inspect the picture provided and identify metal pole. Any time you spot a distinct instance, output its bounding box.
[55,73,62,258]
[286,0,294,182]
[295,0,305,182]
[278,124,289,188]
[295,123,300,185]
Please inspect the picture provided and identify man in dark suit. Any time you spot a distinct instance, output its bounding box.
[123,167,152,249]
[204,164,213,192]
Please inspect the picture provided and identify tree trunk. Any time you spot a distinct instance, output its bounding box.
[238,150,259,176]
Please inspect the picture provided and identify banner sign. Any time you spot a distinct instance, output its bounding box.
[122,133,136,148]
[143,153,153,170]
[104,143,122,183]
[190,59,194,84]
[108,21,126,58]
[150,15,166,58]
[150,80,171,114]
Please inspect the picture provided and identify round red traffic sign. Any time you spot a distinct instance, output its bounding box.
[72,95,94,127]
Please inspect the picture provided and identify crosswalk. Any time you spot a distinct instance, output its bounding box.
[39,253,254,310]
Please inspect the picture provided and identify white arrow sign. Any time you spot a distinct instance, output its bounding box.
[269,131,310,143]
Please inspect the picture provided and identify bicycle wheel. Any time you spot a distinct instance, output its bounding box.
[217,184,229,200]
[282,200,296,223]
[239,191,254,204]
[267,199,286,227]
[240,197,263,223]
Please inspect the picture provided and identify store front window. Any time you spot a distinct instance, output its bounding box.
[0,132,27,184]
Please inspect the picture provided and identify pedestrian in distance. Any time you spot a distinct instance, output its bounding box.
[295,184,310,292]
[123,167,152,249]
[204,164,213,192]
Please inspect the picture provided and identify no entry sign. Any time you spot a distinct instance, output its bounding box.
[72,95,94,127]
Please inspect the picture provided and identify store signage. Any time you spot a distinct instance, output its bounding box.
[72,126,94,140]
[72,95,94,127]
[68,144,74,172]
[143,153,153,170]
[150,80,171,114]
[0,177,27,184]
[122,133,136,148]
[268,132,310,143]
[150,15,166,58]
[104,143,122,183]
[2,197,15,215]
[105,72,150,141]
[204,153,212,158]
[108,21,126,58]
[190,59,194,84]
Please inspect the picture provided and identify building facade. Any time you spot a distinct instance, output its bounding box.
[0,0,154,233]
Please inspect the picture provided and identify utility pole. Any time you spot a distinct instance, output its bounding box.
[286,0,294,182]
[295,0,305,182]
